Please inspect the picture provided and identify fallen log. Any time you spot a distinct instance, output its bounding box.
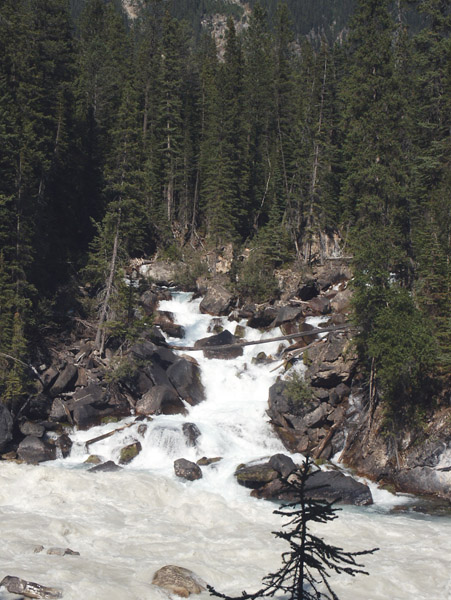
[168,323,352,352]
[85,422,134,448]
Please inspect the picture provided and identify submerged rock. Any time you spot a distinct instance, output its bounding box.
[119,441,142,465]
[152,565,206,597]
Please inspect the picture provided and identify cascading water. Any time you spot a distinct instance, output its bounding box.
[0,291,450,600]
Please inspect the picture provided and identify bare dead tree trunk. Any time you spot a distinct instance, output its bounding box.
[95,209,121,355]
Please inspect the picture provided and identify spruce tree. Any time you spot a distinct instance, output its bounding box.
[208,456,378,600]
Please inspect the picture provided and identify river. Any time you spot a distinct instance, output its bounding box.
[0,292,450,600]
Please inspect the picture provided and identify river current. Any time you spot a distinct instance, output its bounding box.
[0,292,450,600]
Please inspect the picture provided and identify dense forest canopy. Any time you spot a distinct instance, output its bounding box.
[0,0,449,426]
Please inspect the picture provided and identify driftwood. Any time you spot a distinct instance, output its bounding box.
[168,323,351,352]
[85,422,135,448]
[0,576,62,599]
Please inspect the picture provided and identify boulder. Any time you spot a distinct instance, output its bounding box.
[199,283,233,316]
[56,433,72,458]
[49,363,78,397]
[20,393,53,421]
[152,565,206,597]
[247,306,278,329]
[136,385,187,416]
[40,366,59,390]
[140,261,180,286]
[235,462,279,489]
[305,296,331,316]
[154,311,185,338]
[194,330,243,359]
[88,460,122,472]
[139,289,159,316]
[304,469,373,505]
[19,420,45,438]
[268,453,297,478]
[46,547,80,556]
[182,422,202,447]
[17,436,56,464]
[0,404,13,452]
[197,456,221,466]
[272,306,304,328]
[174,458,203,481]
[330,287,352,314]
[305,335,357,388]
[297,280,319,301]
[73,404,104,429]
[167,359,206,406]
[0,576,62,599]
[119,441,142,464]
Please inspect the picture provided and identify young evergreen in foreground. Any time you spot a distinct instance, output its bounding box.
[0,0,448,417]
[208,456,378,600]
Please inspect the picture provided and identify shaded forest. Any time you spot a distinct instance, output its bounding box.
[0,0,449,423]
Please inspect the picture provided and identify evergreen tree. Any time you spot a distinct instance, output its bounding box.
[209,456,377,600]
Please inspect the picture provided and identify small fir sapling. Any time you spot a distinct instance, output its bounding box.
[208,456,378,600]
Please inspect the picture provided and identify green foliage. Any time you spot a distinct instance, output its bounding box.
[283,371,314,407]
[235,251,279,303]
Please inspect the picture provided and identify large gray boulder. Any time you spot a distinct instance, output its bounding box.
[167,359,206,406]
[17,436,56,464]
[199,283,233,316]
[49,363,78,397]
[0,404,13,452]
[136,385,187,416]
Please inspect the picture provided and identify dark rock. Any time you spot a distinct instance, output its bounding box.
[197,456,222,466]
[235,462,278,489]
[143,361,172,388]
[305,335,356,388]
[305,296,331,316]
[247,306,278,329]
[56,433,72,458]
[315,266,351,291]
[199,283,233,316]
[19,420,45,438]
[40,366,59,390]
[167,359,206,406]
[139,289,159,316]
[182,422,202,447]
[237,304,256,319]
[69,383,105,410]
[174,458,203,481]
[0,576,62,599]
[0,404,14,452]
[268,453,297,478]
[49,398,70,423]
[297,280,319,301]
[88,460,122,472]
[194,330,243,359]
[305,470,373,505]
[136,385,187,416]
[73,404,104,429]
[130,341,159,360]
[20,394,53,421]
[49,364,78,397]
[17,436,56,464]
[119,441,142,464]
[154,311,185,338]
[273,306,304,327]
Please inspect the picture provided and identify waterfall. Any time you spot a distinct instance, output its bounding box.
[0,291,450,600]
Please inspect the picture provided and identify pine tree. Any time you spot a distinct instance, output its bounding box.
[208,456,378,600]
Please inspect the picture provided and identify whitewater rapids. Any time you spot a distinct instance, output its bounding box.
[0,293,449,600]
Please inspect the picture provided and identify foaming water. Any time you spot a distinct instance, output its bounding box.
[1,292,450,600]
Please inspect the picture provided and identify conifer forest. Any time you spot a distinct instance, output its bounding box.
[0,0,449,425]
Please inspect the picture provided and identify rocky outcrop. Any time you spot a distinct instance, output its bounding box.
[234,454,372,505]
[152,565,206,597]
